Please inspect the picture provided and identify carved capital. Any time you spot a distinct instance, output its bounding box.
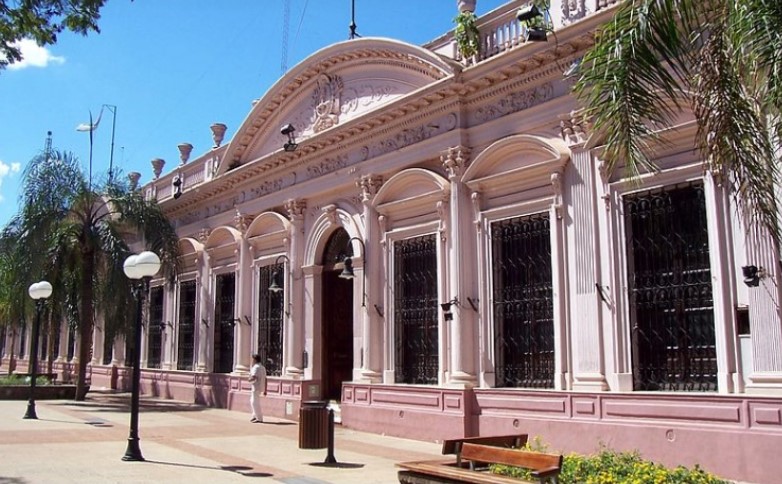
[441,145,471,180]
[284,198,307,222]
[559,110,591,146]
[197,228,210,244]
[233,209,252,232]
[357,174,383,203]
[322,204,338,226]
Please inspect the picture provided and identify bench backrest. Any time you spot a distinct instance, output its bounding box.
[442,435,528,456]
[460,443,562,472]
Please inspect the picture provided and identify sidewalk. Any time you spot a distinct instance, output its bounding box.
[0,391,442,483]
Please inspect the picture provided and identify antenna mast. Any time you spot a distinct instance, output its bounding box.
[281,0,291,73]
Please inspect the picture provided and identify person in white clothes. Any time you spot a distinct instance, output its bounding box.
[248,353,267,423]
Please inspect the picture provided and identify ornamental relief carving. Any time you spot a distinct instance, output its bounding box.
[306,154,349,178]
[340,84,396,116]
[472,83,554,124]
[360,112,458,161]
[561,0,588,24]
[312,73,344,133]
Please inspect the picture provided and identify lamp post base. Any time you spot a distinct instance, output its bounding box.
[122,438,145,462]
[23,400,38,420]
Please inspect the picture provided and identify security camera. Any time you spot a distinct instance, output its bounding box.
[280,124,295,136]
[517,4,542,22]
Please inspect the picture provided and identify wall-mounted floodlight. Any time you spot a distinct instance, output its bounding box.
[516,4,542,22]
[441,298,458,321]
[281,124,297,152]
[742,265,763,287]
[172,176,182,199]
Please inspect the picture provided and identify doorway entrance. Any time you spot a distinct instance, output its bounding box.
[320,229,355,401]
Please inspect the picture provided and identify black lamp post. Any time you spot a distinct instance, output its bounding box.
[338,237,366,307]
[23,280,52,420]
[121,251,161,462]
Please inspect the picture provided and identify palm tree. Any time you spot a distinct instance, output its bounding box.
[0,222,32,374]
[15,150,180,400]
[574,0,782,240]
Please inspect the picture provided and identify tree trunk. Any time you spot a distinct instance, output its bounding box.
[75,248,95,401]
[8,328,16,373]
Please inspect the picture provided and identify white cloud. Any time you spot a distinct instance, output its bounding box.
[6,39,65,70]
[0,160,22,201]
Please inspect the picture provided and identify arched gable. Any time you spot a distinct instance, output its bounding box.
[303,206,362,267]
[463,135,570,198]
[177,237,204,272]
[219,38,457,174]
[204,226,242,264]
[373,168,450,222]
[246,211,291,254]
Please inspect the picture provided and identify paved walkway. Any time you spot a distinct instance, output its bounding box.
[0,391,442,483]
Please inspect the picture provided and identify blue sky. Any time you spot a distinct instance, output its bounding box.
[0,0,508,227]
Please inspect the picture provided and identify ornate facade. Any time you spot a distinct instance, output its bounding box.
[5,1,782,482]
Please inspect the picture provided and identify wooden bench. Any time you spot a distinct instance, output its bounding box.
[398,443,562,484]
[442,434,528,467]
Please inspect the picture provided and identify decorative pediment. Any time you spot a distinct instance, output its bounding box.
[246,212,291,254]
[463,135,571,197]
[204,226,242,262]
[218,38,456,175]
[177,237,204,271]
[373,168,450,221]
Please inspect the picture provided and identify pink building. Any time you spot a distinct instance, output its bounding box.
[5,1,782,482]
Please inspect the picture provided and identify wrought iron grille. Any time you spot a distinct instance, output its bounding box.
[214,273,236,374]
[146,286,164,369]
[102,327,113,365]
[624,183,717,391]
[323,228,352,266]
[491,213,555,388]
[67,324,75,361]
[177,281,197,371]
[258,264,284,377]
[18,323,26,358]
[394,234,438,384]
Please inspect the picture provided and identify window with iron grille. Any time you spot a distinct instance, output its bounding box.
[258,264,284,376]
[491,212,555,388]
[177,280,197,371]
[102,327,113,365]
[18,323,26,358]
[214,272,236,374]
[624,182,717,391]
[67,324,75,361]
[146,286,164,369]
[394,234,439,384]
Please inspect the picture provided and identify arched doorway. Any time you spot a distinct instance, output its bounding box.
[320,228,354,401]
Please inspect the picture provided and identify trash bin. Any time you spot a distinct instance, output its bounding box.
[299,400,329,449]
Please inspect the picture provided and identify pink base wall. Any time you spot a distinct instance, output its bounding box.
[341,384,782,484]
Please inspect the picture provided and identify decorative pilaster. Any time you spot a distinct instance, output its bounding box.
[233,211,252,373]
[357,175,383,383]
[441,146,478,388]
[284,198,306,378]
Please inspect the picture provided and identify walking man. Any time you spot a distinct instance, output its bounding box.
[248,353,267,423]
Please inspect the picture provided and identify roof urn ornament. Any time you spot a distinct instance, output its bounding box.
[178,143,193,166]
[458,0,476,12]
[128,172,141,191]
[151,158,165,180]
[210,123,227,148]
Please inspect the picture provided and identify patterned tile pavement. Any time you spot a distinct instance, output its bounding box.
[0,390,442,484]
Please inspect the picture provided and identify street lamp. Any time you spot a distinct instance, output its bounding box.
[267,254,290,293]
[121,251,161,462]
[24,281,53,420]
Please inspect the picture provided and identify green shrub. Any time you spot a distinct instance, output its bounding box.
[0,375,51,386]
[491,439,729,484]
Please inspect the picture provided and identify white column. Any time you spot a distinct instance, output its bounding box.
[302,265,323,384]
[285,199,307,377]
[564,147,607,391]
[234,230,252,373]
[196,251,210,372]
[442,146,478,387]
[91,315,104,366]
[357,175,383,382]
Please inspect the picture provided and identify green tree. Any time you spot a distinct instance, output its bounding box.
[0,221,32,374]
[0,0,123,70]
[14,150,179,400]
[575,0,782,240]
